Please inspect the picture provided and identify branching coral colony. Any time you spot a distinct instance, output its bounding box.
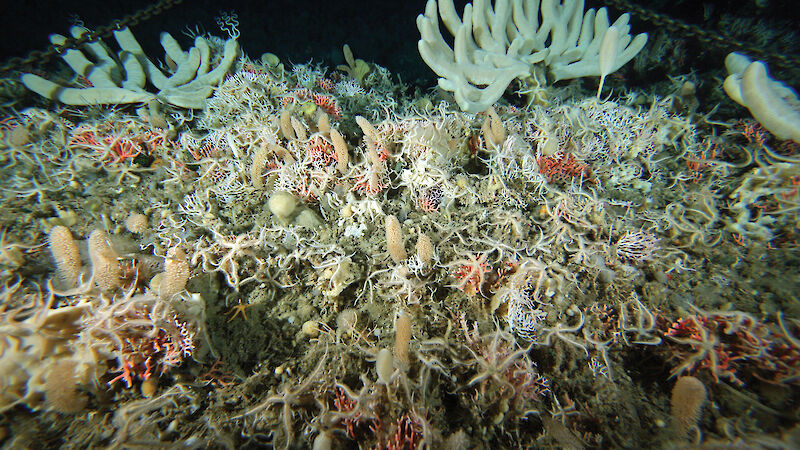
[1,9,800,450]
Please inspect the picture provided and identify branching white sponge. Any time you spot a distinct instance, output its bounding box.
[723,52,800,143]
[21,26,239,109]
[417,0,648,113]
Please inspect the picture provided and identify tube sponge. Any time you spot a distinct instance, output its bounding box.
[87,229,122,293]
[21,26,239,108]
[723,53,800,143]
[159,247,190,301]
[48,225,82,288]
[740,62,800,142]
[385,215,407,264]
[597,26,619,98]
[416,0,648,113]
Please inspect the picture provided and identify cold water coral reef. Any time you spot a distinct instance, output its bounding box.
[1,7,800,450]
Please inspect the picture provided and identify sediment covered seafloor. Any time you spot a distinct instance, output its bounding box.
[1,2,799,448]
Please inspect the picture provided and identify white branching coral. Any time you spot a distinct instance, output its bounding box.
[613,230,659,262]
[191,229,269,290]
[492,258,549,339]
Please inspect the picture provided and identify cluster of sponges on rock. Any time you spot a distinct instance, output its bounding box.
[0,223,198,413]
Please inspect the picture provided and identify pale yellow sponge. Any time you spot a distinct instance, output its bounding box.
[251,144,269,189]
[44,360,87,414]
[48,225,82,288]
[671,376,707,438]
[159,247,190,301]
[124,212,149,234]
[87,229,122,292]
[330,128,349,174]
[385,215,406,264]
[393,311,412,370]
[415,233,434,266]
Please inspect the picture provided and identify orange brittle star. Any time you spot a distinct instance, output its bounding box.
[226,302,255,322]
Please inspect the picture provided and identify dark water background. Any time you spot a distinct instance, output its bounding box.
[1,0,798,88]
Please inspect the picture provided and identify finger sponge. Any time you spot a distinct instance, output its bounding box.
[723,53,800,143]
